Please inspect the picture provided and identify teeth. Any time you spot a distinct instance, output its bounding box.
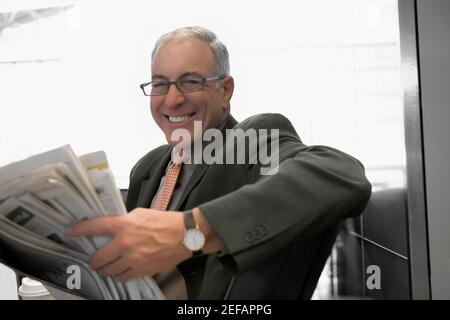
[168,114,193,123]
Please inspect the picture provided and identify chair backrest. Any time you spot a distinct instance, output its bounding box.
[335,188,410,299]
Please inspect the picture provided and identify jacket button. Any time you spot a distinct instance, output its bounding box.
[253,225,269,240]
[259,224,269,235]
[244,232,255,243]
[253,228,263,240]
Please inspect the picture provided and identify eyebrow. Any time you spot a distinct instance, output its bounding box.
[151,71,202,81]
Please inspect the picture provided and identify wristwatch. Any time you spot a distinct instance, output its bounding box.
[182,210,205,257]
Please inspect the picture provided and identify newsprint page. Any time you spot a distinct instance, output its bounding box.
[0,145,165,300]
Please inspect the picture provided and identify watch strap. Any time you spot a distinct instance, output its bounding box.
[184,210,196,229]
[183,210,204,257]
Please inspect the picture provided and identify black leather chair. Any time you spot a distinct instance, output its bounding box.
[335,188,410,299]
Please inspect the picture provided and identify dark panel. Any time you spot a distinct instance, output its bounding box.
[335,232,364,298]
[398,0,431,299]
[362,188,408,257]
[363,242,410,300]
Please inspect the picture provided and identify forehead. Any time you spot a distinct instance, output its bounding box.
[151,38,216,78]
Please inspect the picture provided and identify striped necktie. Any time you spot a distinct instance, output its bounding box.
[151,161,181,211]
[151,160,187,300]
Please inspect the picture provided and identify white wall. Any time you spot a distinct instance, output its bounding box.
[0,0,404,190]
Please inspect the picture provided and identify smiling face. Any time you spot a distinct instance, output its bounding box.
[150,38,234,145]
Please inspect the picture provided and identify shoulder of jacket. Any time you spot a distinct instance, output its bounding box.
[236,113,292,129]
[235,113,301,141]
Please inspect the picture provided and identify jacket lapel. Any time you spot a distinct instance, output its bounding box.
[175,115,238,211]
[174,162,208,211]
[136,148,172,208]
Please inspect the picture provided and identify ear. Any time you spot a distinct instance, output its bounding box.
[221,76,234,109]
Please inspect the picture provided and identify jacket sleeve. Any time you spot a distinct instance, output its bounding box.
[198,113,372,274]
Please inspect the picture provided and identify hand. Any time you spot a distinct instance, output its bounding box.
[65,208,192,282]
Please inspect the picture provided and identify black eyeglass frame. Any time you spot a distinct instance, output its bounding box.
[139,74,226,96]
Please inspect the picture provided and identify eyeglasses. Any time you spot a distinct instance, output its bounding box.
[140,74,226,96]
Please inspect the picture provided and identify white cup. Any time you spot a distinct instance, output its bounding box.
[18,277,55,300]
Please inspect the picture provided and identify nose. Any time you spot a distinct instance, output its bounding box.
[163,83,186,108]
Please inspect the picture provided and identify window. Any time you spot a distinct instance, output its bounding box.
[0,0,403,191]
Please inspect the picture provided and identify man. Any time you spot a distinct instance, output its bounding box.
[67,26,371,299]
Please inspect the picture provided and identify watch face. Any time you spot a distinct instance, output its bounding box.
[183,229,206,251]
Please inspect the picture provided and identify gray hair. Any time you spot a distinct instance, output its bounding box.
[151,26,230,76]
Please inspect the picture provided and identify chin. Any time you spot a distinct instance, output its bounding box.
[165,130,194,146]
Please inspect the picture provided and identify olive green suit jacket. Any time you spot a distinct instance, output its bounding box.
[126,113,371,299]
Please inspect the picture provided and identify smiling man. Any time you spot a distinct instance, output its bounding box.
[149,37,233,144]
[67,26,372,300]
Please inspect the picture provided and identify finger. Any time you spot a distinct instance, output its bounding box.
[65,216,119,238]
[117,259,161,283]
[116,267,140,283]
[90,239,122,270]
[97,255,131,277]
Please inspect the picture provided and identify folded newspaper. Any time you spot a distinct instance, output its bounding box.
[0,145,165,300]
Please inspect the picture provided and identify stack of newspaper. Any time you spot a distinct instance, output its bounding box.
[0,145,165,300]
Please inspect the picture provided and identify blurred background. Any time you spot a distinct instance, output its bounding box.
[0,0,405,190]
